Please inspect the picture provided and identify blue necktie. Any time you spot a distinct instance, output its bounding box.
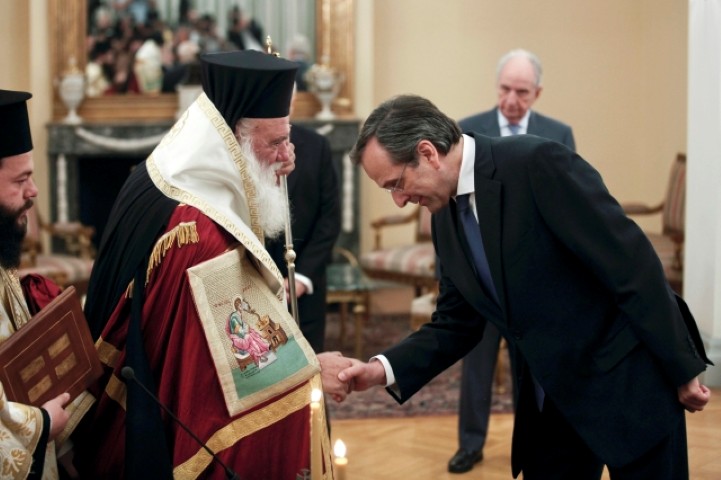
[459,194,545,409]
[456,194,498,303]
[508,124,521,135]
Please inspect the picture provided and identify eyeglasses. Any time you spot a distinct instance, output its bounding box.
[384,162,409,194]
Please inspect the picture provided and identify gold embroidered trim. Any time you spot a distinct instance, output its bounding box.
[0,381,42,479]
[95,337,121,368]
[194,95,264,242]
[146,221,199,284]
[145,95,285,296]
[0,267,31,332]
[56,391,96,446]
[313,374,335,480]
[105,373,127,411]
[173,380,313,479]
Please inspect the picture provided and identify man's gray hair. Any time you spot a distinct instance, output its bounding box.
[350,94,462,166]
[496,49,543,87]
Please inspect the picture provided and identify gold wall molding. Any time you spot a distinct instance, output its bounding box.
[49,0,355,122]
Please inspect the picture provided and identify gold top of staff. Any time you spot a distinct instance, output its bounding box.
[265,36,280,57]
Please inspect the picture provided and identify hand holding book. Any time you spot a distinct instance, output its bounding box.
[0,287,102,406]
[41,391,71,439]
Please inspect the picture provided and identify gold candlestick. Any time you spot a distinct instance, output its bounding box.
[311,388,323,480]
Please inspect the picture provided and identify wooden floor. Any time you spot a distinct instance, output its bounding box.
[330,388,721,479]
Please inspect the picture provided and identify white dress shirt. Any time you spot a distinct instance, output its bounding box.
[497,109,530,137]
[373,134,478,387]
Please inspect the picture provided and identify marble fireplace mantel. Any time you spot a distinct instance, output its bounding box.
[46,122,173,225]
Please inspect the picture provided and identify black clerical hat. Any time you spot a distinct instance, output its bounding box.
[200,50,298,128]
[0,89,32,158]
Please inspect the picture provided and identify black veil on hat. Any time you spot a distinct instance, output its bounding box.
[200,50,298,129]
[0,89,32,158]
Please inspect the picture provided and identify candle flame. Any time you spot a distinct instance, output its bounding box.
[311,388,322,403]
[333,439,347,458]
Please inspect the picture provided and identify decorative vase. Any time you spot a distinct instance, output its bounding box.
[134,39,163,94]
[59,57,85,125]
[305,60,343,121]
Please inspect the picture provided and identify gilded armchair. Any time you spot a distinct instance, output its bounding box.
[622,153,686,293]
[19,206,95,296]
[359,205,437,295]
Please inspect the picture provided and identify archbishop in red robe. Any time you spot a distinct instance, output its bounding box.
[75,52,338,480]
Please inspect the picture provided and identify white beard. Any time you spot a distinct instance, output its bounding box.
[238,137,288,239]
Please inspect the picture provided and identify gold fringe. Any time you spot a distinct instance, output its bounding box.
[146,222,199,284]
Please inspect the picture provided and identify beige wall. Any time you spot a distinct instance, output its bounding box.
[358,0,687,253]
[2,1,687,256]
[1,0,51,222]
[0,2,30,88]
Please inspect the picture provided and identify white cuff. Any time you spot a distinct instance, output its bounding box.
[371,354,396,387]
[295,273,313,294]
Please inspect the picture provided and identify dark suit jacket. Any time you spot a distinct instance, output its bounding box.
[460,107,576,151]
[227,19,264,51]
[382,133,709,474]
[266,124,341,351]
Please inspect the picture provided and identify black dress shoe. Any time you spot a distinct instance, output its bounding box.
[448,448,483,473]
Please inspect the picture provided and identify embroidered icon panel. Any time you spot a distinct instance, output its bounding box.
[188,247,319,416]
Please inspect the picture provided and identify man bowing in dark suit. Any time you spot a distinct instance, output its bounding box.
[339,94,711,479]
[266,117,341,352]
[449,48,577,474]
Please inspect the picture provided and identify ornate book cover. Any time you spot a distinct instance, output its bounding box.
[0,286,102,406]
[187,247,320,416]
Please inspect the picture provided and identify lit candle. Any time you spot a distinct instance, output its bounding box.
[333,439,347,480]
[311,388,323,480]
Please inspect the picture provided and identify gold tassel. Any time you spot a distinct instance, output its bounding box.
[146,222,199,284]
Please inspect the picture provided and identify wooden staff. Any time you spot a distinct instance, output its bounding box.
[266,36,300,326]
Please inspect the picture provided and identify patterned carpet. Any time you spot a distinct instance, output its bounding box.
[323,312,513,420]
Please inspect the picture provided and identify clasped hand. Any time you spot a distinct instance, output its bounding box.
[317,353,387,402]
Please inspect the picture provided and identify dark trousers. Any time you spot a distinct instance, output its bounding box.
[458,322,517,451]
[296,282,327,353]
[519,396,689,480]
